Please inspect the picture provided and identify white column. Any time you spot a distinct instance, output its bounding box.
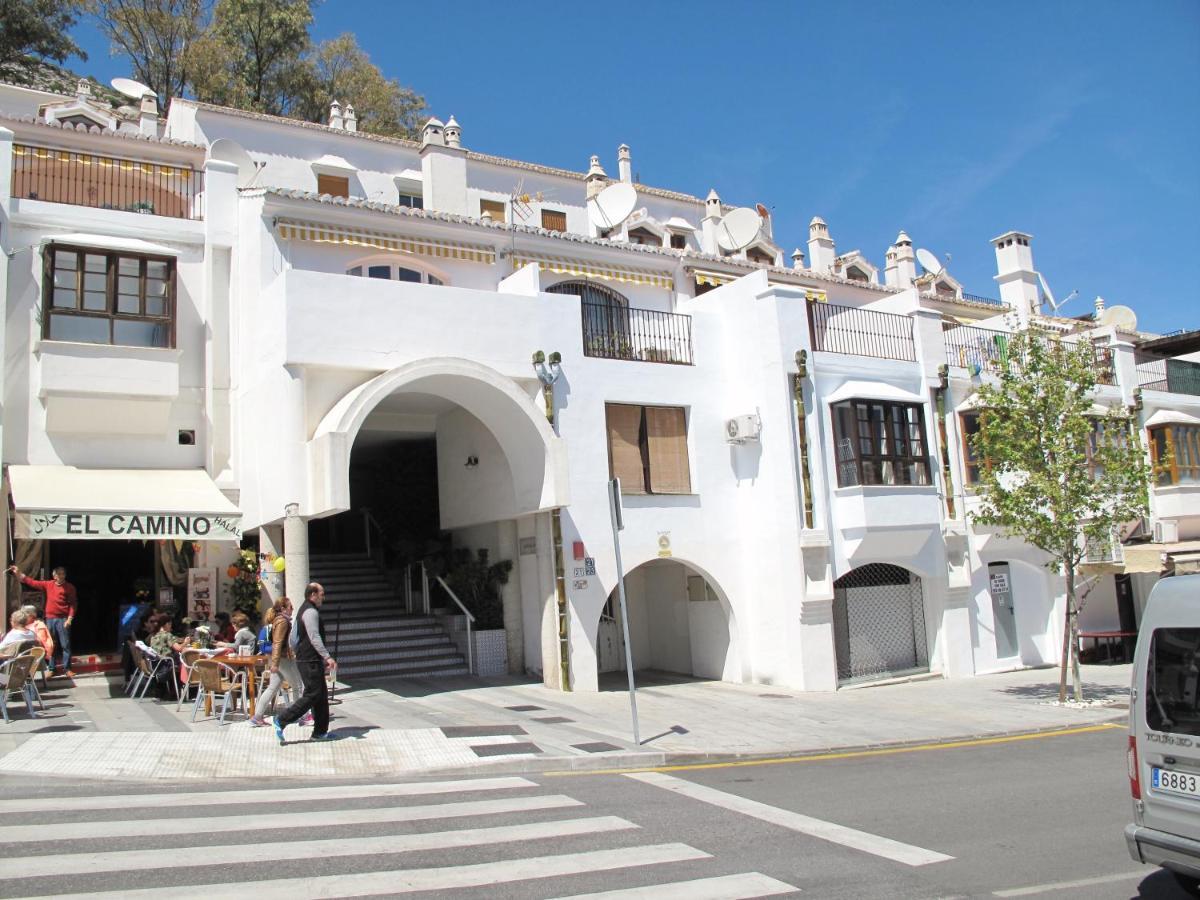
[497,518,524,674]
[259,524,285,608]
[283,503,309,601]
[536,512,563,690]
[0,128,11,617]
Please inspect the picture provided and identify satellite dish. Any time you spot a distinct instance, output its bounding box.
[717,207,762,252]
[587,182,637,230]
[1036,271,1077,314]
[1099,304,1138,332]
[111,77,153,100]
[916,248,944,276]
[208,138,261,189]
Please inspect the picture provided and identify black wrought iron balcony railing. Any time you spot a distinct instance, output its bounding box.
[1137,356,1200,396]
[581,301,693,365]
[12,144,204,220]
[807,299,916,362]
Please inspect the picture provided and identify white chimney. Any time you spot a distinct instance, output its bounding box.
[344,104,357,133]
[585,154,608,200]
[1094,295,1106,318]
[807,216,836,274]
[420,115,467,215]
[444,115,461,148]
[991,230,1040,323]
[138,93,159,138]
[420,116,445,147]
[885,229,916,289]
[791,248,806,270]
[701,188,722,255]
[617,144,632,183]
[329,100,344,130]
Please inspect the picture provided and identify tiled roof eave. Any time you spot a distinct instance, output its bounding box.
[0,112,204,151]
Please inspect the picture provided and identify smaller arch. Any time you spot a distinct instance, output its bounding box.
[345,252,449,286]
[832,563,929,684]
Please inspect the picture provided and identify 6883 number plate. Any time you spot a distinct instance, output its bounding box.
[1152,767,1200,798]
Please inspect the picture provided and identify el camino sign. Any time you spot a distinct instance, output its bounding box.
[15,511,242,541]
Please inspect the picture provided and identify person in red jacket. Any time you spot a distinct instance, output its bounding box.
[7,565,77,677]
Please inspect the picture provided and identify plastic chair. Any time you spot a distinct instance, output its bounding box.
[0,653,38,723]
[138,645,177,701]
[24,647,46,711]
[190,659,247,724]
[176,649,204,711]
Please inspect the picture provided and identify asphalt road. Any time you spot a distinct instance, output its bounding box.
[0,723,1185,899]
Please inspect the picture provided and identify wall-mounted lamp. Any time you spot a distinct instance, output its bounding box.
[1131,388,1143,412]
[937,363,949,392]
[464,456,479,468]
[532,350,563,386]
[794,349,808,380]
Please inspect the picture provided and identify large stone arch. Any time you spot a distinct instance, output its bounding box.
[307,357,569,519]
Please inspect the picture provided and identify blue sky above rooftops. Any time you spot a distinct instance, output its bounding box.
[64,1,1199,334]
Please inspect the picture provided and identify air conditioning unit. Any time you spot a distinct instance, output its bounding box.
[1154,520,1179,544]
[725,414,762,444]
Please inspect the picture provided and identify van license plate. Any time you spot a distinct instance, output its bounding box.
[1152,767,1200,797]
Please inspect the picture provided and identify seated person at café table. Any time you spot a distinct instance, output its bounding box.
[0,610,38,657]
[213,612,235,644]
[148,614,187,657]
[215,612,257,653]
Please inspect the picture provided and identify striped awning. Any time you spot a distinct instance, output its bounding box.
[277,220,496,264]
[513,253,674,290]
[693,268,828,301]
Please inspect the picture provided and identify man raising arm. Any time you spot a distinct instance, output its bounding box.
[7,565,77,677]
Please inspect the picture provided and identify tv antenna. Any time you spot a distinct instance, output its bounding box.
[587,181,637,231]
[111,76,154,100]
[1037,272,1077,314]
[716,207,763,252]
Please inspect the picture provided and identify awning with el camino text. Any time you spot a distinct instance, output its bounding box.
[7,466,242,541]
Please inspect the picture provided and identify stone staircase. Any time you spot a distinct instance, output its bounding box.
[309,552,469,680]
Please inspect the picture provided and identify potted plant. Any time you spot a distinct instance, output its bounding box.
[130,200,155,214]
[225,548,262,621]
[427,548,513,675]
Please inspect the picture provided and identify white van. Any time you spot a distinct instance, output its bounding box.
[1127,574,1200,890]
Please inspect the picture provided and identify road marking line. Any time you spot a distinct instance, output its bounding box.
[0,774,536,814]
[627,771,952,867]
[992,870,1145,896]
[24,843,710,900]
[548,871,800,898]
[0,816,637,879]
[0,794,582,843]
[547,723,1126,777]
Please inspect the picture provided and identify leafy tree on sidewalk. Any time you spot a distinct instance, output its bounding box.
[970,330,1149,702]
[0,0,87,84]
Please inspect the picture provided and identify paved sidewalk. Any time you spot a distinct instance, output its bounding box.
[0,664,1132,781]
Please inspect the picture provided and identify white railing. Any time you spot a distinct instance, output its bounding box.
[402,562,431,615]
[434,575,474,675]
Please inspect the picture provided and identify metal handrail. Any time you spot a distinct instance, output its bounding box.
[807,299,916,362]
[434,575,474,675]
[361,508,386,565]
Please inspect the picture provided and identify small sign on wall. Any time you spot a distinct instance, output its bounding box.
[186,567,217,622]
[584,556,596,576]
[657,532,672,558]
[519,536,537,556]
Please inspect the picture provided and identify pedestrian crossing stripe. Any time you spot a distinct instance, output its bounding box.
[548,872,801,899]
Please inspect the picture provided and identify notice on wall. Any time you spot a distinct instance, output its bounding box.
[518,536,537,556]
[657,532,672,558]
[187,568,218,622]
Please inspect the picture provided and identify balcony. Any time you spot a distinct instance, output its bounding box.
[943,325,1117,386]
[581,301,693,365]
[12,144,204,220]
[1137,355,1200,396]
[807,300,915,362]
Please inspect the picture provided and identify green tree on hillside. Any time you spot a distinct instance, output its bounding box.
[0,0,87,84]
[91,0,206,106]
[970,330,1149,702]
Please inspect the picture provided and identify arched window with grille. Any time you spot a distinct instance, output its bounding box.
[547,280,633,361]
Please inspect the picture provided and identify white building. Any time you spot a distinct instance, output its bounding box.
[2,80,1196,685]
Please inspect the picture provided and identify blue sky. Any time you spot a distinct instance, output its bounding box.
[64,1,1199,333]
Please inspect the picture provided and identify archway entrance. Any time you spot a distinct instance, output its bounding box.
[832,563,928,684]
[598,559,735,681]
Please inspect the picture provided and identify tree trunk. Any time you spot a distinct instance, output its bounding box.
[1058,565,1072,703]
[1067,565,1084,702]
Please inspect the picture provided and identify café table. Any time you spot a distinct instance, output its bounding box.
[202,652,265,716]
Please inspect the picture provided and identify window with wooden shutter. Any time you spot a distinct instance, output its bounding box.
[317,174,349,198]
[480,199,506,222]
[541,209,567,232]
[646,406,692,494]
[606,403,646,494]
[605,403,692,494]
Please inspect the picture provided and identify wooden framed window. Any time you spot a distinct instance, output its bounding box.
[605,403,691,494]
[831,399,930,487]
[669,233,688,250]
[479,199,506,222]
[541,209,567,232]
[1149,424,1200,486]
[316,174,349,198]
[746,247,774,265]
[960,412,985,485]
[397,192,423,209]
[43,244,175,348]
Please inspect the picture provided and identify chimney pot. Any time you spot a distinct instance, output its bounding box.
[329,100,343,130]
[344,104,357,132]
[617,144,632,183]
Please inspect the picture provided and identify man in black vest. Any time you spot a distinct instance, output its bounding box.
[273,582,337,743]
